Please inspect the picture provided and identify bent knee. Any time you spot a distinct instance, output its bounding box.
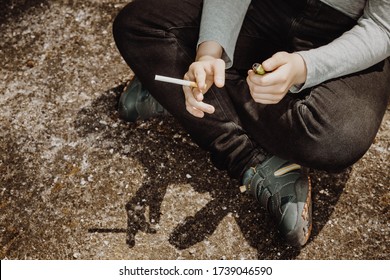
[112,1,151,38]
[294,127,375,171]
[291,97,382,171]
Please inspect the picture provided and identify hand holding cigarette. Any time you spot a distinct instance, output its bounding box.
[154,73,214,118]
[155,57,225,118]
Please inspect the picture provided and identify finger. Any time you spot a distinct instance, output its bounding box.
[250,80,290,94]
[185,99,215,116]
[186,104,205,118]
[250,92,284,103]
[247,71,271,88]
[183,81,206,117]
[184,72,204,101]
[247,70,272,87]
[192,87,204,102]
[248,68,289,88]
[212,59,225,88]
[250,85,290,98]
[252,98,280,105]
[183,86,196,104]
[184,72,195,82]
[262,51,288,72]
[185,90,215,114]
[191,64,207,90]
[187,99,215,114]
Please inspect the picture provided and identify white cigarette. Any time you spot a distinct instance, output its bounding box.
[155,75,198,88]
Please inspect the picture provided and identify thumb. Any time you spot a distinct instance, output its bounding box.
[262,51,288,72]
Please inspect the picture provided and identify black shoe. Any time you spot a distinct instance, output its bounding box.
[241,155,312,247]
[118,77,170,122]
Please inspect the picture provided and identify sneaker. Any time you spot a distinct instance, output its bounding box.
[240,155,312,247]
[118,76,170,122]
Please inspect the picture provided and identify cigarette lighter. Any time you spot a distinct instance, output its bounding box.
[252,63,266,75]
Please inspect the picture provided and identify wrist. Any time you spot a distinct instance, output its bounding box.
[196,41,223,61]
[292,53,307,85]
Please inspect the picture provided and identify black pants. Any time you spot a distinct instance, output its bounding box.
[113,0,390,179]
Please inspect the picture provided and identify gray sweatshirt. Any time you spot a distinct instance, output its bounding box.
[198,0,390,91]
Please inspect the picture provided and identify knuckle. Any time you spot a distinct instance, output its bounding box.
[186,105,195,113]
[186,96,195,105]
[276,51,288,57]
[189,62,200,72]
[216,58,225,66]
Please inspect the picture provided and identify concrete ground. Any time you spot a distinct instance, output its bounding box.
[0,0,389,260]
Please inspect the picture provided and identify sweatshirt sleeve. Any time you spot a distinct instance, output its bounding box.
[293,0,390,92]
[197,0,251,68]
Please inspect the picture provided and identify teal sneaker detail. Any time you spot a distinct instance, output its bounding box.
[241,155,312,247]
[118,77,170,122]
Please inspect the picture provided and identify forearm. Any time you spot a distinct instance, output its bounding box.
[198,0,251,68]
[295,1,390,91]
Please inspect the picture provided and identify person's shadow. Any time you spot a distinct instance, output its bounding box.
[76,84,351,259]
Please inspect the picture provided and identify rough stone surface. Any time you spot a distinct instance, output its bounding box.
[1,0,389,260]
